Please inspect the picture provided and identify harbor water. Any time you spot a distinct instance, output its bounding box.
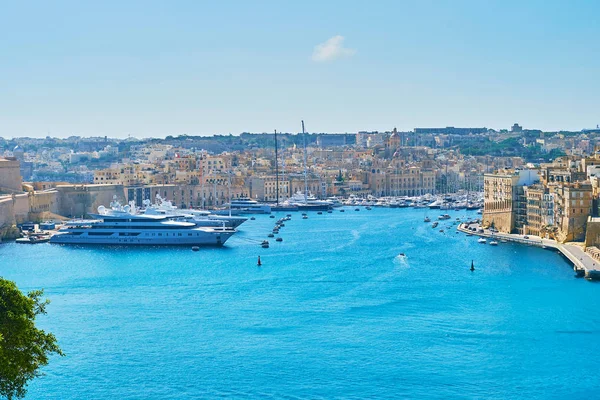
[2,208,600,399]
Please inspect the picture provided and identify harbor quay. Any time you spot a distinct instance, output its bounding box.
[458,222,600,280]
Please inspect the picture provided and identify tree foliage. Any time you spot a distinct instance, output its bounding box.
[0,278,63,400]
[458,137,566,162]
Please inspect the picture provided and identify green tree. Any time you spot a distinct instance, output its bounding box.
[0,278,63,399]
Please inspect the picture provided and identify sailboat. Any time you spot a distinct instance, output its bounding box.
[282,121,332,211]
[271,129,298,212]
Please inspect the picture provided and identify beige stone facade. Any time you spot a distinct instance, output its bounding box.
[0,158,23,193]
[524,185,546,236]
[384,166,435,197]
[482,173,519,233]
[553,183,593,242]
[250,176,291,202]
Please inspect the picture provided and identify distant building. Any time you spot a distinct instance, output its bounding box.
[524,184,546,236]
[511,123,523,133]
[414,127,488,135]
[356,131,386,148]
[482,169,540,233]
[12,145,24,160]
[0,157,23,194]
[316,134,349,147]
[552,182,593,242]
[250,175,290,202]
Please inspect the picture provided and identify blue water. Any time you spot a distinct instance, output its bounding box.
[2,208,600,399]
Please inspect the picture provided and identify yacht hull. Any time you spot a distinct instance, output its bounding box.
[50,230,235,246]
[271,205,299,212]
[295,204,331,211]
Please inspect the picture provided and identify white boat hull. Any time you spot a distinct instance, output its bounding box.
[50,228,234,246]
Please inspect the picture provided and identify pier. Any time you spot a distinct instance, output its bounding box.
[457,223,600,280]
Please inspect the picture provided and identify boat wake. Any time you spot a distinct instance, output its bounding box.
[324,229,362,252]
[394,253,410,268]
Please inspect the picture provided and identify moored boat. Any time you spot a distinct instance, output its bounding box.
[16,233,51,244]
[50,199,236,246]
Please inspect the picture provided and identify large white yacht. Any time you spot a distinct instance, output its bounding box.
[284,191,332,211]
[50,200,236,246]
[326,196,343,208]
[143,196,247,228]
[217,198,271,214]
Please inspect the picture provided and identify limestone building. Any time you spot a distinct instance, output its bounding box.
[0,157,23,193]
[482,169,539,233]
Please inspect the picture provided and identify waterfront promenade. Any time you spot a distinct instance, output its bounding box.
[457,223,600,280]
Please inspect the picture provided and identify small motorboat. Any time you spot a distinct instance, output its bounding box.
[16,234,50,244]
[340,209,345,212]
[191,246,200,252]
[327,210,333,213]
[355,208,360,211]
[261,240,270,248]
[275,237,283,242]
[302,215,308,219]
[250,217,256,220]
[477,238,487,244]
[268,233,275,238]
[489,240,498,246]
[432,222,439,228]
[366,207,372,210]
[424,217,431,222]
[269,215,275,218]
[317,212,322,215]
[286,214,292,217]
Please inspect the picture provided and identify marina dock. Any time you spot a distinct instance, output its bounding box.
[457,223,600,280]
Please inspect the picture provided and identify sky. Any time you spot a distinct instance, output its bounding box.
[1,0,599,138]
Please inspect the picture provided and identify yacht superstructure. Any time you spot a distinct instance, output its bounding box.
[284,191,332,211]
[219,198,271,214]
[143,196,247,228]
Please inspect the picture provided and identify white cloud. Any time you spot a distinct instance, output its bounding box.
[312,35,356,62]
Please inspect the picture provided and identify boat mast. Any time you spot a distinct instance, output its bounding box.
[302,120,308,204]
[275,129,279,206]
[228,169,232,217]
[213,171,217,209]
[200,155,205,209]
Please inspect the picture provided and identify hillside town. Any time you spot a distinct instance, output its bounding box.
[2,124,600,246]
